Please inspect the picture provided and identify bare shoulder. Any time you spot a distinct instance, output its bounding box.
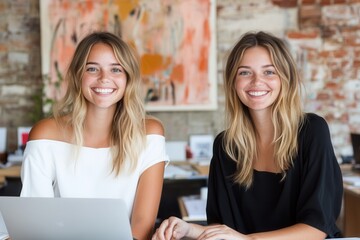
[144,117,164,136]
[29,118,64,141]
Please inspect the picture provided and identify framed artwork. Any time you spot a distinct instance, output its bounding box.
[40,0,217,111]
[189,134,213,161]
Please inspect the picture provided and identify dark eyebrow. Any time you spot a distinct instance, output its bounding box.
[86,62,99,65]
[238,66,250,69]
[263,64,274,68]
[85,62,121,66]
[238,64,274,69]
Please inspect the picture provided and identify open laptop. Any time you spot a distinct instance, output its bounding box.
[0,197,133,240]
[351,133,360,172]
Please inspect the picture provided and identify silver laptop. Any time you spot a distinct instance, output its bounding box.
[0,197,133,240]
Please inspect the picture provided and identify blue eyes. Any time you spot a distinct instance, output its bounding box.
[264,70,276,75]
[111,68,122,73]
[238,71,250,76]
[86,67,97,72]
[238,70,276,76]
[85,67,123,73]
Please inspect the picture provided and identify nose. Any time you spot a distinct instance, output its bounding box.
[251,72,264,85]
[98,70,110,83]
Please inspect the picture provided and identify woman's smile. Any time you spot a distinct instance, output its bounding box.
[92,87,116,94]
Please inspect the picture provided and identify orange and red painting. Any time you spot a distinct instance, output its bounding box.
[40,0,217,111]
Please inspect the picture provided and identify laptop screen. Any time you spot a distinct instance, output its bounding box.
[0,197,133,240]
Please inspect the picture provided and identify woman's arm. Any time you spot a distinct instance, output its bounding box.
[131,117,166,240]
[247,223,326,240]
[152,216,206,240]
[152,220,325,240]
[132,161,165,240]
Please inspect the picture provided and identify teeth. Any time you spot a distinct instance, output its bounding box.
[93,88,114,94]
[248,91,267,96]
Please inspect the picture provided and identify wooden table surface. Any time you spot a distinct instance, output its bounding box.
[0,165,21,186]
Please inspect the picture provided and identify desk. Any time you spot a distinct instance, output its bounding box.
[341,165,360,237]
[178,195,207,225]
[156,162,209,226]
[343,186,360,237]
[1,162,208,225]
[0,165,22,196]
[0,165,21,186]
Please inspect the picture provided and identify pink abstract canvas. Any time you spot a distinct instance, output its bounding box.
[40,0,217,111]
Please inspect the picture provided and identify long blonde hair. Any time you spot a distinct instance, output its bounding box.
[223,31,305,188]
[53,31,146,175]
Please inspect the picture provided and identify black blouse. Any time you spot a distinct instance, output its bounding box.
[206,113,343,238]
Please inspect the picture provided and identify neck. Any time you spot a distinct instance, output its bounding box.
[250,109,274,143]
[83,108,115,148]
[250,109,280,172]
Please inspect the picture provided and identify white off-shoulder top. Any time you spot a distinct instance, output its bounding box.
[20,134,169,217]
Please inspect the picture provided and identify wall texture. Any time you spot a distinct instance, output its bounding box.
[1,0,360,161]
[0,0,42,150]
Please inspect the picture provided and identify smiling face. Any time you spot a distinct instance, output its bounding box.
[235,46,281,113]
[81,42,127,110]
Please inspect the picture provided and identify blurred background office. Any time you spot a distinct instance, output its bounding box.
[1,0,360,163]
[2,0,360,237]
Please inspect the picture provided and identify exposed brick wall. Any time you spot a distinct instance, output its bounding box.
[0,0,359,160]
[286,1,360,157]
[0,0,42,151]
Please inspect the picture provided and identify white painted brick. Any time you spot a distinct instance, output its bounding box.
[8,52,29,64]
[1,85,28,96]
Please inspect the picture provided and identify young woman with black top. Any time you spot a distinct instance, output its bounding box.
[152,31,343,240]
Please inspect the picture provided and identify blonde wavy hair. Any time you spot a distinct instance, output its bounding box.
[223,31,305,188]
[53,31,146,175]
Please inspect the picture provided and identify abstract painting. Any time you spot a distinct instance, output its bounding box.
[40,0,217,111]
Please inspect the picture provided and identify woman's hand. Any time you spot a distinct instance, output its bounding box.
[152,218,251,240]
[198,224,251,240]
[152,216,190,240]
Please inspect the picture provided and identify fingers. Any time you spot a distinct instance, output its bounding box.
[198,224,246,240]
[164,219,176,240]
[152,217,183,240]
[152,219,170,240]
[166,217,186,239]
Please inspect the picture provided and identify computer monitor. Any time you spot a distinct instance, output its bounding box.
[350,133,360,171]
